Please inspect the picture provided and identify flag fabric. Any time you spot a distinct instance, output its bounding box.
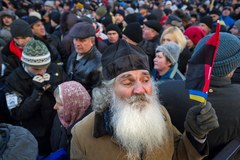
[185,23,220,104]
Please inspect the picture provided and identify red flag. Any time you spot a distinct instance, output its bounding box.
[185,23,220,103]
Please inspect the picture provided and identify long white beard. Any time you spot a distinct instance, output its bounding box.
[110,93,167,160]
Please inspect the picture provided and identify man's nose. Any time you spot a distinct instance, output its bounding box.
[133,82,145,94]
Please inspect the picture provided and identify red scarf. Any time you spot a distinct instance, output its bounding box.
[9,40,23,60]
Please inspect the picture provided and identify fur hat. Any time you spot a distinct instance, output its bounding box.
[102,39,149,80]
[193,32,240,76]
[184,26,206,45]
[155,42,181,65]
[69,22,95,39]
[10,19,33,38]
[22,40,51,67]
[123,22,143,43]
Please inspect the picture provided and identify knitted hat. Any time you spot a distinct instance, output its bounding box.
[106,24,122,37]
[143,20,163,33]
[44,1,54,8]
[57,81,91,128]
[165,15,182,27]
[209,9,221,16]
[69,22,95,39]
[124,13,138,24]
[193,32,240,77]
[102,39,149,80]
[125,7,134,15]
[123,22,143,43]
[27,16,41,27]
[96,6,107,18]
[115,9,125,18]
[10,19,33,38]
[234,19,240,30]
[155,42,181,65]
[184,26,206,45]
[200,16,213,29]
[22,40,51,67]
[51,11,60,24]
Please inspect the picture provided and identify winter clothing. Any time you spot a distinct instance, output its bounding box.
[5,63,68,155]
[96,6,107,18]
[155,42,181,65]
[70,109,208,160]
[22,40,51,67]
[10,19,33,38]
[200,16,213,30]
[152,64,185,84]
[66,46,102,94]
[165,15,182,27]
[56,81,91,128]
[0,123,38,160]
[123,22,143,43]
[106,24,122,37]
[69,22,95,39]
[194,32,240,77]
[184,26,206,46]
[158,77,240,159]
[102,40,149,80]
[143,20,163,33]
[124,14,138,24]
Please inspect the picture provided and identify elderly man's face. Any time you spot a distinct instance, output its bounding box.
[113,70,152,100]
[73,37,94,55]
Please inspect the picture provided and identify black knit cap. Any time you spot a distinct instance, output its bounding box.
[10,19,33,38]
[102,39,149,80]
[123,22,143,43]
[143,20,163,33]
[106,24,122,38]
[27,16,41,26]
[124,14,138,24]
[200,16,213,29]
[51,11,61,24]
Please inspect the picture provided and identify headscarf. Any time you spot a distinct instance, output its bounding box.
[58,81,91,128]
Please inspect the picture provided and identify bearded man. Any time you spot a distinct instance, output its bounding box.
[70,40,219,160]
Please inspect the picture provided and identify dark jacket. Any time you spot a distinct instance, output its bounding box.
[66,46,102,94]
[178,46,192,75]
[152,64,185,85]
[1,41,21,81]
[139,35,160,70]
[158,77,240,159]
[5,63,68,155]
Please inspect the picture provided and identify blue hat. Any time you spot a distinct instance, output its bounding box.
[193,32,240,77]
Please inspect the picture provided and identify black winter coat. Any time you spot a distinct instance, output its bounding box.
[5,63,68,155]
[158,77,240,159]
[66,46,102,94]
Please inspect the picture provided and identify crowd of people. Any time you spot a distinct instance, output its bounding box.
[0,0,239,159]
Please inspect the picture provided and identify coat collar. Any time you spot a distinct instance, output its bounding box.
[210,76,231,87]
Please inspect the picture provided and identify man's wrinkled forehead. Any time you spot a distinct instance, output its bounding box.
[117,70,150,80]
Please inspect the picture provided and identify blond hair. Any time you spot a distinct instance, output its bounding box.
[160,26,186,52]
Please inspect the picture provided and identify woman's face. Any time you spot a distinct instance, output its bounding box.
[153,52,171,73]
[54,96,64,115]
[162,33,175,44]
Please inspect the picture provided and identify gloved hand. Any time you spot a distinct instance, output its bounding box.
[184,101,219,139]
[32,73,51,91]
